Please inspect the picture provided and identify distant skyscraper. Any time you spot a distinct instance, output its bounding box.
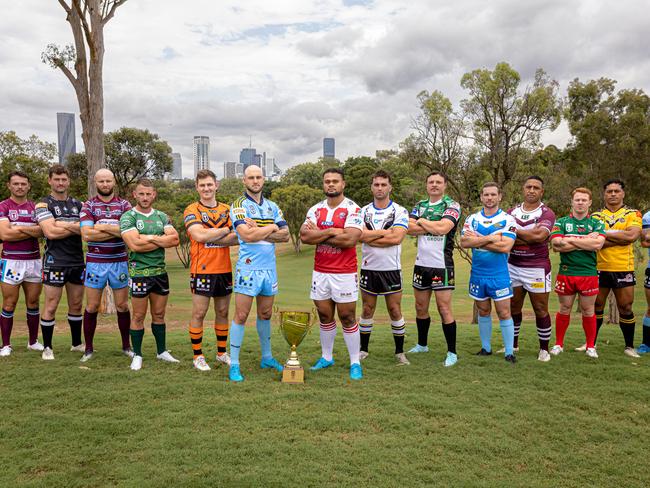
[240,147,257,170]
[264,157,275,178]
[171,152,182,181]
[193,136,210,175]
[323,137,335,158]
[235,162,244,177]
[224,161,238,179]
[56,112,76,164]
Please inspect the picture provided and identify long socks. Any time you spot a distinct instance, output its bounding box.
[512,312,522,349]
[26,308,39,345]
[215,323,229,356]
[619,313,635,348]
[442,321,456,354]
[582,315,596,349]
[415,317,430,347]
[359,317,373,352]
[151,323,166,355]
[319,321,336,361]
[555,312,571,347]
[40,318,55,349]
[536,314,552,351]
[117,310,131,350]
[68,314,82,347]
[1,309,14,347]
[256,318,272,360]
[229,321,245,365]
[83,310,98,353]
[342,322,360,365]
[391,318,406,354]
[500,318,515,356]
[477,315,492,352]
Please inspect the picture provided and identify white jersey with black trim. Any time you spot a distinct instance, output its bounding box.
[360,201,409,271]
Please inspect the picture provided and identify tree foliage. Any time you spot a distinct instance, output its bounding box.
[0,131,55,200]
[271,184,322,253]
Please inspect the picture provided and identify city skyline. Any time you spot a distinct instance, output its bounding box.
[2,1,649,178]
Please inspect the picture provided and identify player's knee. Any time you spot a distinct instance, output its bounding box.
[496,310,511,321]
[532,303,548,318]
[387,305,401,321]
[215,305,229,320]
[151,313,165,323]
[617,302,633,315]
[362,304,375,318]
[257,309,272,320]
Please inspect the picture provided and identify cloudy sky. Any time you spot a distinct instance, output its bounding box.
[1,0,648,178]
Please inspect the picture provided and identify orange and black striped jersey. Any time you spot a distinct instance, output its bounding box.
[183,201,232,274]
[592,206,642,272]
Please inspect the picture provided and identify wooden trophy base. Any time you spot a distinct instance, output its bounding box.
[282,365,305,384]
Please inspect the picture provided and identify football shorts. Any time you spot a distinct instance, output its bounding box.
[469,275,513,301]
[42,265,85,287]
[310,271,358,303]
[234,268,278,297]
[598,270,636,289]
[84,261,129,290]
[508,264,552,293]
[554,274,599,296]
[0,259,42,285]
[130,273,170,298]
[190,272,233,297]
[412,265,455,291]
[359,269,402,295]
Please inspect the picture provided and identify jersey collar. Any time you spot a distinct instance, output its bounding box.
[480,208,502,218]
[372,199,393,210]
[244,192,264,206]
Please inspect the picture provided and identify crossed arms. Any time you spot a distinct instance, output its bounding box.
[235,218,289,244]
[360,226,407,248]
[122,226,180,253]
[551,233,605,253]
[300,220,361,248]
[0,219,43,241]
[460,230,515,253]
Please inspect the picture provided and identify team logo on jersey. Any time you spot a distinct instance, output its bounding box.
[72,207,79,214]
[338,211,347,220]
[136,221,144,230]
[566,223,573,232]
[8,210,17,221]
[54,206,62,216]
[201,212,209,223]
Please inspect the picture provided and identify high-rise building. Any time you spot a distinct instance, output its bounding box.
[323,137,335,158]
[223,161,238,179]
[264,157,275,178]
[235,162,244,177]
[56,112,76,164]
[171,153,182,181]
[193,136,210,175]
[240,147,257,170]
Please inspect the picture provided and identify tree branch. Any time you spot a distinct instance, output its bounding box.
[103,0,128,25]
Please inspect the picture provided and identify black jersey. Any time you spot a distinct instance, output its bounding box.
[35,195,84,267]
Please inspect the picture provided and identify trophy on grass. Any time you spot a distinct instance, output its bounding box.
[278,310,314,384]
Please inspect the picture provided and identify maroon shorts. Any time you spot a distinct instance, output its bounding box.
[554,274,599,296]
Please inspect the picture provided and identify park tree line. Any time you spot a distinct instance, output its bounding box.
[2,62,649,266]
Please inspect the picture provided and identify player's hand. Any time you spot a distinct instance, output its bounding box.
[244,217,257,228]
[463,230,477,237]
[143,234,157,242]
[304,219,316,230]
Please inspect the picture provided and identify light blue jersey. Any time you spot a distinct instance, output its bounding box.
[641,210,650,269]
[230,194,287,271]
[462,208,517,278]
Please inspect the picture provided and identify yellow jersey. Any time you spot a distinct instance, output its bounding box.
[592,206,642,271]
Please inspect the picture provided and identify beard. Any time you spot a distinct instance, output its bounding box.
[245,184,262,196]
[96,186,114,197]
[325,190,342,198]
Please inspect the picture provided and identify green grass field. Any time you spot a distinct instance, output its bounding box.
[1,240,649,487]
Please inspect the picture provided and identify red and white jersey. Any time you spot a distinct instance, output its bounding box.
[305,198,362,274]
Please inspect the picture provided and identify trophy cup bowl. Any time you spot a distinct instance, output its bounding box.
[278,310,314,384]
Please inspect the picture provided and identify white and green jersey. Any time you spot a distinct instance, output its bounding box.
[409,195,461,269]
[119,208,174,277]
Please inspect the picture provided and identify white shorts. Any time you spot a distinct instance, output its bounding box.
[508,264,551,293]
[0,259,42,285]
[310,271,358,303]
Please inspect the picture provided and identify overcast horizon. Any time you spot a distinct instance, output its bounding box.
[1,0,648,178]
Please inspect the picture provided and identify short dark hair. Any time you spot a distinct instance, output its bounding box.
[482,181,501,194]
[7,170,30,184]
[48,164,69,178]
[603,178,625,190]
[135,178,154,188]
[372,169,391,184]
[323,167,344,180]
[196,169,217,183]
[426,171,447,183]
[524,175,544,186]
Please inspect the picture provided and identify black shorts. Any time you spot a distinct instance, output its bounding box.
[412,265,455,291]
[644,269,650,290]
[42,266,85,287]
[190,272,233,297]
[598,270,636,289]
[130,273,170,298]
[359,269,402,295]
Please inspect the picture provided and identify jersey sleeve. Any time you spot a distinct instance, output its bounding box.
[0,201,8,221]
[273,203,288,228]
[393,205,410,229]
[35,199,53,222]
[538,206,556,233]
[79,201,95,228]
[409,202,421,220]
[627,210,643,229]
[344,204,363,230]
[304,204,317,226]
[550,218,565,239]
[230,199,248,228]
[643,211,650,229]
[593,218,606,236]
[441,201,461,225]
[501,214,517,240]
[162,212,173,229]
[461,214,474,236]
[119,210,138,235]
[183,204,202,229]
[122,199,132,213]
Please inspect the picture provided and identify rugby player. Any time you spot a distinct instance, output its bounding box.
[35,165,85,360]
[184,169,238,371]
[79,169,133,361]
[505,176,555,362]
[549,187,605,358]
[460,182,517,363]
[0,171,44,356]
[120,178,180,370]
[591,179,642,357]
[300,168,364,380]
[639,210,650,354]
[358,170,410,365]
[228,165,289,382]
[407,172,461,367]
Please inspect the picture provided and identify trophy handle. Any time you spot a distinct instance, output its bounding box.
[310,307,318,327]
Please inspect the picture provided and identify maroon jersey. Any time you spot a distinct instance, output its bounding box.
[0,199,40,260]
[507,203,555,270]
[305,198,363,274]
[79,196,132,263]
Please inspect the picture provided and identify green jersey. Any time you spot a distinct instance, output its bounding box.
[119,208,173,277]
[550,214,605,276]
[409,195,461,268]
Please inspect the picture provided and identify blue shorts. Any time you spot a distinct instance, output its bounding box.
[84,261,129,290]
[469,275,513,301]
[234,268,278,297]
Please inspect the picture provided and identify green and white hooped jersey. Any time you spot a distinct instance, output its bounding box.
[409,195,461,268]
[119,208,173,277]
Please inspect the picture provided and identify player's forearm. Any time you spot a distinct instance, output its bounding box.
[460,235,491,249]
[266,228,290,243]
[605,230,640,245]
[153,234,180,248]
[516,228,549,244]
[41,226,73,239]
[0,227,34,241]
[212,233,239,246]
[417,219,450,235]
[300,228,337,244]
[482,240,515,253]
[17,225,43,238]
[571,238,604,251]
[360,229,386,242]
[100,225,122,237]
[82,228,115,242]
[239,225,277,243]
[324,234,359,248]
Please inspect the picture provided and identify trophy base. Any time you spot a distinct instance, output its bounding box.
[282,365,304,384]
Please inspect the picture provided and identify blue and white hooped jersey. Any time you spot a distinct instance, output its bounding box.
[230,194,287,271]
[462,208,517,278]
[360,200,409,271]
[641,210,650,268]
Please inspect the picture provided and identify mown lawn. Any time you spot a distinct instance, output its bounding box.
[1,240,649,487]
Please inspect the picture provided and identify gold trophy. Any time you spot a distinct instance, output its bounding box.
[278,310,314,384]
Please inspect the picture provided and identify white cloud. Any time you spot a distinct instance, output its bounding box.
[0,0,648,179]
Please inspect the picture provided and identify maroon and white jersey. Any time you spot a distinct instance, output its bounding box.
[0,199,40,260]
[507,202,555,269]
[79,196,132,263]
[305,198,362,274]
